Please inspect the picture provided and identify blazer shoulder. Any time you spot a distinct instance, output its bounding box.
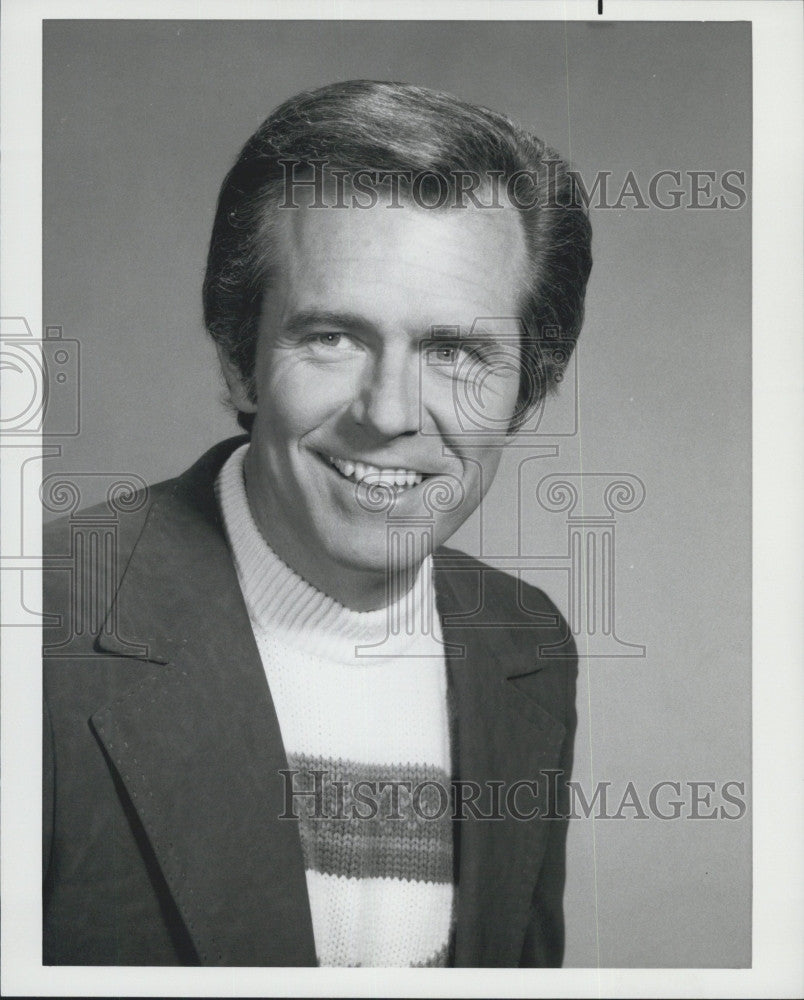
[435,545,577,723]
[43,476,177,656]
[435,544,571,630]
[42,434,247,559]
[43,478,172,555]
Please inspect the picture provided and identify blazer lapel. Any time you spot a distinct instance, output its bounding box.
[434,557,568,967]
[92,440,316,966]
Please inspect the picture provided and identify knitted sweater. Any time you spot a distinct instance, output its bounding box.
[215,444,454,967]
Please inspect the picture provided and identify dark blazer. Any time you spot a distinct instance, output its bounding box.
[43,437,577,967]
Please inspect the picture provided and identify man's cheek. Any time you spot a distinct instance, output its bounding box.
[272,363,355,418]
[458,447,506,506]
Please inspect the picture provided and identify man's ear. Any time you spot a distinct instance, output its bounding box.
[216,343,258,413]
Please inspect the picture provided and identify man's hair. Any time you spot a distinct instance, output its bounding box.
[203,79,592,432]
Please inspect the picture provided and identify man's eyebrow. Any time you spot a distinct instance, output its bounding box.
[433,325,520,345]
[284,309,378,335]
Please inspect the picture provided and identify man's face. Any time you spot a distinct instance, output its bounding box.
[229,195,528,604]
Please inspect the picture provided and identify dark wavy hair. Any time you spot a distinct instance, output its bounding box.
[203,79,592,432]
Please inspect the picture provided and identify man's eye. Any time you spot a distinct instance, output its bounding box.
[428,343,461,364]
[304,332,362,354]
[314,333,344,348]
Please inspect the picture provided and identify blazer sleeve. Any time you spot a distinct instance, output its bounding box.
[519,647,578,967]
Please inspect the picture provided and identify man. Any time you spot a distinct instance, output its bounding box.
[43,80,592,967]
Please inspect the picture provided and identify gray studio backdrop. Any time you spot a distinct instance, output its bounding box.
[43,20,751,967]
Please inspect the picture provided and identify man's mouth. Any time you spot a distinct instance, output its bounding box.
[327,455,427,491]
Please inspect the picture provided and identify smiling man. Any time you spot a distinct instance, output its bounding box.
[43,80,592,967]
[219,175,526,610]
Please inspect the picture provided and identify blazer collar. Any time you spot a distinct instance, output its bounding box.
[93,438,566,967]
[92,438,316,964]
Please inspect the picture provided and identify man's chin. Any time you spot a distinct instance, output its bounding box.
[319,538,432,583]
[324,547,426,579]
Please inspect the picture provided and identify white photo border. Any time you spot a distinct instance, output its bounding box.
[2,1,802,996]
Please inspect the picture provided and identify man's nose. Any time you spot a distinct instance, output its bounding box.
[350,352,420,438]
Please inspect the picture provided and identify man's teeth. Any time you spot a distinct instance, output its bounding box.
[329,456,424,488]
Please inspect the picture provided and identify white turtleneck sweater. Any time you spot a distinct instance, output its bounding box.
[215,443,454,967]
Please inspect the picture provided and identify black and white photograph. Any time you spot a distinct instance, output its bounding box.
[1,2,802,997]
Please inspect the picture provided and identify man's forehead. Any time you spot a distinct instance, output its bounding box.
[269,193,529,319]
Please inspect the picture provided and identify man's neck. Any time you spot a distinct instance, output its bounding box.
[243,491,417,615]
